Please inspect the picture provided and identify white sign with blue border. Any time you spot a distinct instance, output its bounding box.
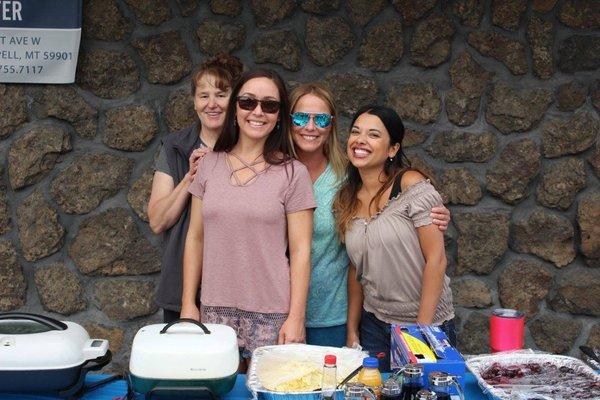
[0,0,82,83]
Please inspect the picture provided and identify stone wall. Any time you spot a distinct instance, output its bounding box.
[0,0,598,370]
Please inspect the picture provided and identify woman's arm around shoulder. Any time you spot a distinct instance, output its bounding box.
[401,170,451,232]
[148,148,211,234]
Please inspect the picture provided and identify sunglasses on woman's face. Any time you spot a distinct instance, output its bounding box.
[236,96,280,114]
[290,112,333,128]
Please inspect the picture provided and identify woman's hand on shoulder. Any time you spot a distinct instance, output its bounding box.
[188,148,211,181]
[431,205,451,232]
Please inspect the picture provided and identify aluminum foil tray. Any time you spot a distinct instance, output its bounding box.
[247,344,367,400]
[466,352,600,400]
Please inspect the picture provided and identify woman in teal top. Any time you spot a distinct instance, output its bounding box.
[288,84,450,347]
[308,163,350,339]
[289,83,349,346]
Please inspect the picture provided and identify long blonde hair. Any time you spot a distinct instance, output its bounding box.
[288,83,347,180]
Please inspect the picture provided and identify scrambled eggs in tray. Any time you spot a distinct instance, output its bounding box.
[248,344,367,394]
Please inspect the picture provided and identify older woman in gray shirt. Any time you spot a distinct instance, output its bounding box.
[334,105,455,371]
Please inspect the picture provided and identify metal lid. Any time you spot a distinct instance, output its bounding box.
[345,382,365,395]
[492,308,524,318]
[428,371,452,386]
[415,389,437,400]
[403,364,423,377]
[381,378,401,395]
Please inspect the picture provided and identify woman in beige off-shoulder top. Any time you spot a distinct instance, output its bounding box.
[333,105,455,371]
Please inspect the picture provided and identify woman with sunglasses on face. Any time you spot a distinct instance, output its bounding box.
[181,70,315,368]
[288,85,451,348]
[148,54,243,323]
[333,105,455,371]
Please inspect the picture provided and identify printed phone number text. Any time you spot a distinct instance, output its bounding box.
[0,65,43,74]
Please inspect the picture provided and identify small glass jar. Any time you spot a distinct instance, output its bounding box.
[415,389,437,400]
[428,371,464,400]
[344,382,376,400]
[380,377,402,400]
[401,364,424,399]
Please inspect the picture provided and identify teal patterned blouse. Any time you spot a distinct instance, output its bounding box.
[306,163,350,328]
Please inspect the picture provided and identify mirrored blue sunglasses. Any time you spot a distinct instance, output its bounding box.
[291,112,333,129]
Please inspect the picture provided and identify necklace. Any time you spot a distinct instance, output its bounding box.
[199,130,217,149]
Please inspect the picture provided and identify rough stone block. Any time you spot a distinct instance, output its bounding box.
[511,208,576,268]
[69,208,160,276]
[486,139,541,204]
[16,190,65,262]
[34,263,86,315]
[498,260,553,318]
[454,211,510,275]
[8,125,71,190]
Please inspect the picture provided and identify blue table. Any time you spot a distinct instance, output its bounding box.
[0,373,489,400]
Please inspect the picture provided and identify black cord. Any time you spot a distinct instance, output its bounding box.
[84,373,123,393]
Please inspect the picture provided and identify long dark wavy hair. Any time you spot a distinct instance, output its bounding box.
[213,69,293,165]
[333,105,419,239]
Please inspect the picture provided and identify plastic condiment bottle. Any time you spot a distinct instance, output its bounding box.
[357,357,382,399]
[321,354,337,400]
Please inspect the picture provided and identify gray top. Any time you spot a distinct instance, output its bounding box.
[154,145,171,175]
[154,136,207,177]
[153,123,206,311]
[345,179,454,325]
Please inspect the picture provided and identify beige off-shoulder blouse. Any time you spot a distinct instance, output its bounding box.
[345,179,455,325]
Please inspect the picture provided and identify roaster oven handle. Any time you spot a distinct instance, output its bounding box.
[58,350,113,398]
[0,312,68,331]
[160,318,211,334]
[81,349,113,372]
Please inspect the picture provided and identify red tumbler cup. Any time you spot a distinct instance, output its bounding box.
[490,308,525,353]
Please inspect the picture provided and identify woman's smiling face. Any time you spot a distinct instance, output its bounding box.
[193,73,230,131]
[347,112,399,171]
[236,77,281,142]
[291,93,332,156]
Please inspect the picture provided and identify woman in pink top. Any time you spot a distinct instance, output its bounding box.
[181,70,315,369]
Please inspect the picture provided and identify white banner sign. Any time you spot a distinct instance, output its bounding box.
[0,0,82,84]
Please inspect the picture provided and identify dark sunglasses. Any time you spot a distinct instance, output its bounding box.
[291,112,333,128]
[237,96,280,114]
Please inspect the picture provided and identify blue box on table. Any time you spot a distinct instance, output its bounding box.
[390,324,465,393]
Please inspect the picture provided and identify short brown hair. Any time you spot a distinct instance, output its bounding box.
[191,53,244,95]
